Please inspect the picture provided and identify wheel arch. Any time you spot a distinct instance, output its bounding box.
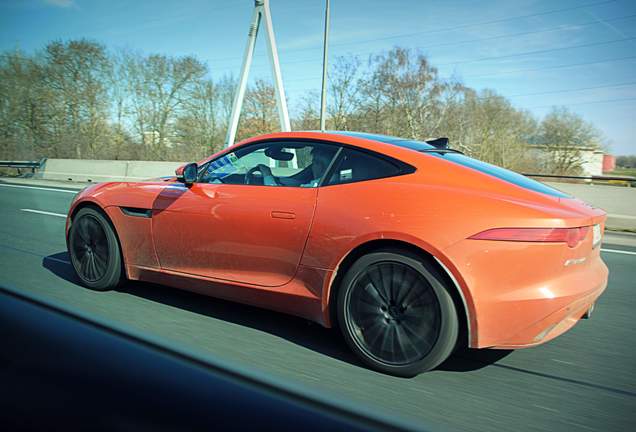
[326,238,474,350]
[68,200,128,279]
[69,199,105,220]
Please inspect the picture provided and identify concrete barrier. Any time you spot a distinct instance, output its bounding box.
[547,182,636,230]
[36,158,185,182]
[125,161,186,181]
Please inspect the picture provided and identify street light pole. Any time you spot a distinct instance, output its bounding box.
[319,0,330,131]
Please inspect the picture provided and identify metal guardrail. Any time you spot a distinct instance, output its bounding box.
[523,173,636,182]
[0,158,46,175]
[524,173,636,187]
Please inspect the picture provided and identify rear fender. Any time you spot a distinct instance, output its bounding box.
[323,232,477,345]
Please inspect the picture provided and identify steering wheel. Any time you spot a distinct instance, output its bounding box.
[245,165,265,185]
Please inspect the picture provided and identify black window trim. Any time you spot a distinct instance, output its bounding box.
[317,147,343,187]
[319,142,416,187]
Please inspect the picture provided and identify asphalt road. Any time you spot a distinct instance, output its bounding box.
[1,182,635,431]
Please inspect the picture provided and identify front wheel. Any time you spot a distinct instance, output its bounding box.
[68,207,122,291]
[337,251,458,377]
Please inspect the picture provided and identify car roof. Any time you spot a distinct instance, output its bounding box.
[323,131,438,151]
[231,131,431,159]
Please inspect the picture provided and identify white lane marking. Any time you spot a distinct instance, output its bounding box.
[552,359,576,365]
[601,248,636,256]
[46,256,71,265]
[0,183,78,193]
[42,171,148,179]
[20,208,66,218]
[533,404,559,413]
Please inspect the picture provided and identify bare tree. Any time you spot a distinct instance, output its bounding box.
[536,107,601,174]
[367,48,447,139]
[616,155,636,168]
[42,39,111,158]
[328,56,360,130]
[238,79,278,140]
[0,50,49,159]
[293,90,320,131]
[125,52,207,159]
[174,78,223,159]
[215,74,237,129]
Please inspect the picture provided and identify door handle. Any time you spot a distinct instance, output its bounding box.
[271,211,296,220]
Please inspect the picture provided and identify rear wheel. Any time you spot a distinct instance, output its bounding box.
[68,207,122,291]
[337,250,458,377]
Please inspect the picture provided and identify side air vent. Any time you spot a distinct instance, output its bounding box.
[120,207,152,218]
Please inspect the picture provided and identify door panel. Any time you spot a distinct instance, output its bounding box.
[152,182,316,287]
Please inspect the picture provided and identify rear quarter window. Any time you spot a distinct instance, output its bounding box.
[326,148,405,185]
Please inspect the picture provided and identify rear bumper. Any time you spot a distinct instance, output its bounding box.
[443,239,609,348]
[489,277,606,349]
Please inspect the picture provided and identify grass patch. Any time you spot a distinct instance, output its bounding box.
[610,168,636,178]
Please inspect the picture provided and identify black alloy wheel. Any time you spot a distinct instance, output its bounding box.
[68,207,122,290]
[338,250,458,377]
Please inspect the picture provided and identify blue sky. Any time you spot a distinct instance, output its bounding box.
[1,0,635,155]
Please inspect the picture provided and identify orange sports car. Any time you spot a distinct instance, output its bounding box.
[66,131,608,376]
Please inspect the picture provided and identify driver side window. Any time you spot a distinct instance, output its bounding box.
[199,141,338,187]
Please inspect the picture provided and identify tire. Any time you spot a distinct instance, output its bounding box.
[68,207,123,291]
[337,250,458,377]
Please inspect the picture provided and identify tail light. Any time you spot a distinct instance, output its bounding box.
[469,226,590,248]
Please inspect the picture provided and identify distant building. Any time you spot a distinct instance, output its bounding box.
[580,148,605,176]
[528,145,604,177]
[602,154,616,173]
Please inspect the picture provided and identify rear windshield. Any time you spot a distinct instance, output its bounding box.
[333,131,570,198]
[432,153,570,198]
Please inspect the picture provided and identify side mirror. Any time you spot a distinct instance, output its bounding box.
[178,162,198,186]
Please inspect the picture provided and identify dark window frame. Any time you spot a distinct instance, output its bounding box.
[323,147,411,186]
